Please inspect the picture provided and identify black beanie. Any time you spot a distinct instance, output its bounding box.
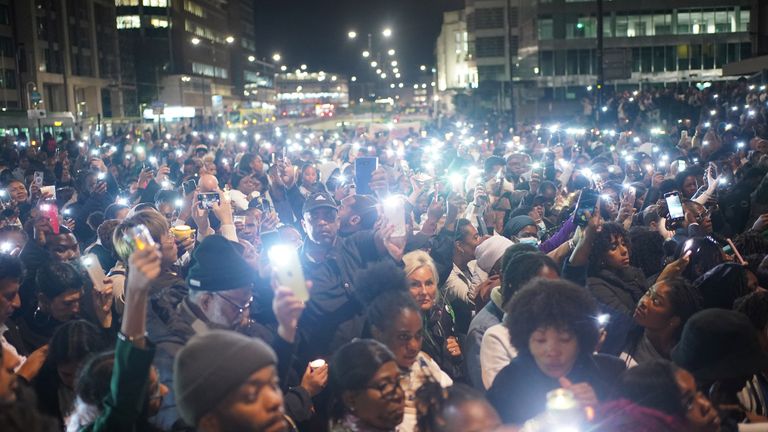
[186,235,256,291]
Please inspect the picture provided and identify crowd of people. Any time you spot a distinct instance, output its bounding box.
[0,78,767,432]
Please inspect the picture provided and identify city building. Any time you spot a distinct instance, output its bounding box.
[435,9,478,115]
[13,0,128,126]
[275,70,349,118]
[463,0,768,122]
[115,0,275,122]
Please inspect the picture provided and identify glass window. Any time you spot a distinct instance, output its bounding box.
[566,16,596,39]
[714,43,727,68]
[578,49,591,75]
[116,15,140,29]
[727,43,739,63]
[714,11,729,32]
[115,0,138,5]
[538,18,553,40]
[740,42,751,61]
[554,50,565,75]
[738,10,749,32]
[540,50,553,76]
[566,50,578,75]
[702,43,714,69]
[677,44,689,70]
[665,46,676,71]
[475,36,505,58]
[616,15,628,37]
[603,16,613,37]
[149,17,168,28]
[702,11,715,33]
[184,0,205,18]
[475,7,504,30]
[632,47,641,72]
[653,13,671,35]
[142,0,166,6]
[641,47,652,72]
[690,44,701,69]
[690,10,704,34]
[677,11,691,34]
[653,46,665,72]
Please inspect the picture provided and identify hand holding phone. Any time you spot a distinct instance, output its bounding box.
[664,191,685,222]
[82,254,106,292]
[382,195,407,238]
[268,244,309,301]
[197,192,221,210]
[575,189,599,227]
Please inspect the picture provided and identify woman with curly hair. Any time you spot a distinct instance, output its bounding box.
[586,222,648,355]
[486,278,625,426]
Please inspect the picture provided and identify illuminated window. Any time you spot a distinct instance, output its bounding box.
[115,0,138,6]
[142,0,167,7]
[116,15,140,29]
[149,17,168,28]
[184,0,205,17]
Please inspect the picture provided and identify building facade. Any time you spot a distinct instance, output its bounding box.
[13,0,127,123]
[436,9,478,114]
[463,0,768,121]
[275,71,349,118]
[115,0,275,120]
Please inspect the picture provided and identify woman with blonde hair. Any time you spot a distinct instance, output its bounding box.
[402,250,464,379]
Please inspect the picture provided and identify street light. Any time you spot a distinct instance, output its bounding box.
[280,65,287,71]
[391,60,398,67]
[225,35,235,44]
[387,49,395,56]
[380,72,387,79]
[420,65,427,71]
[272,53,282,62]
[191,37,201,45]
[382,28,392,38]
[362,50,370,58]
[300,64,307,71]
[247,55,256,62]
[351,76,357,82]
[370,61,378,68]
[348,31,357,39]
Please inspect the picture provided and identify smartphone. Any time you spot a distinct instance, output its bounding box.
[382,195,406,238]
[575,189,599,227]
[82,254,106,292]
[268,244,309,301]
[33,171,44,187]
[39,202,60,235]
[197,192,220,210]
[182,179,197,195]
[40,185,56,199]
[665,191,685,222]
[354,157,379,196]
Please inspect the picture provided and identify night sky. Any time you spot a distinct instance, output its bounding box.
[254,0,464,81]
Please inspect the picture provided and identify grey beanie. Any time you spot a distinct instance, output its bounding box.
[173,330,277,426]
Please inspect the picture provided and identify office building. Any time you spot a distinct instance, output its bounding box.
[116,0,274,120]
[435,9,478,114]
[464,0,768,121]
[13,0,128,123]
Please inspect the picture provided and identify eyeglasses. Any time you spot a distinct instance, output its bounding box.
[215,293,253,315]
[366,379,402,402]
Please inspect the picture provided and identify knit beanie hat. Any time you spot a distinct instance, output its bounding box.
[503,215,536,239]
[186,235,256,291]
[475,235,513,273]
[173,330,277,426]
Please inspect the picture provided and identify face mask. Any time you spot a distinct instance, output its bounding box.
[518,236,540,246]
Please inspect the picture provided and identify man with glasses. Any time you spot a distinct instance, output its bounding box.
[150,235,305,429]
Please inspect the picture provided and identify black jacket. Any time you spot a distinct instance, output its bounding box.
[486,352,625,425]
[587,266,647,355]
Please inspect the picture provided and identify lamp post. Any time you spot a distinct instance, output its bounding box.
[190,35,234,122]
